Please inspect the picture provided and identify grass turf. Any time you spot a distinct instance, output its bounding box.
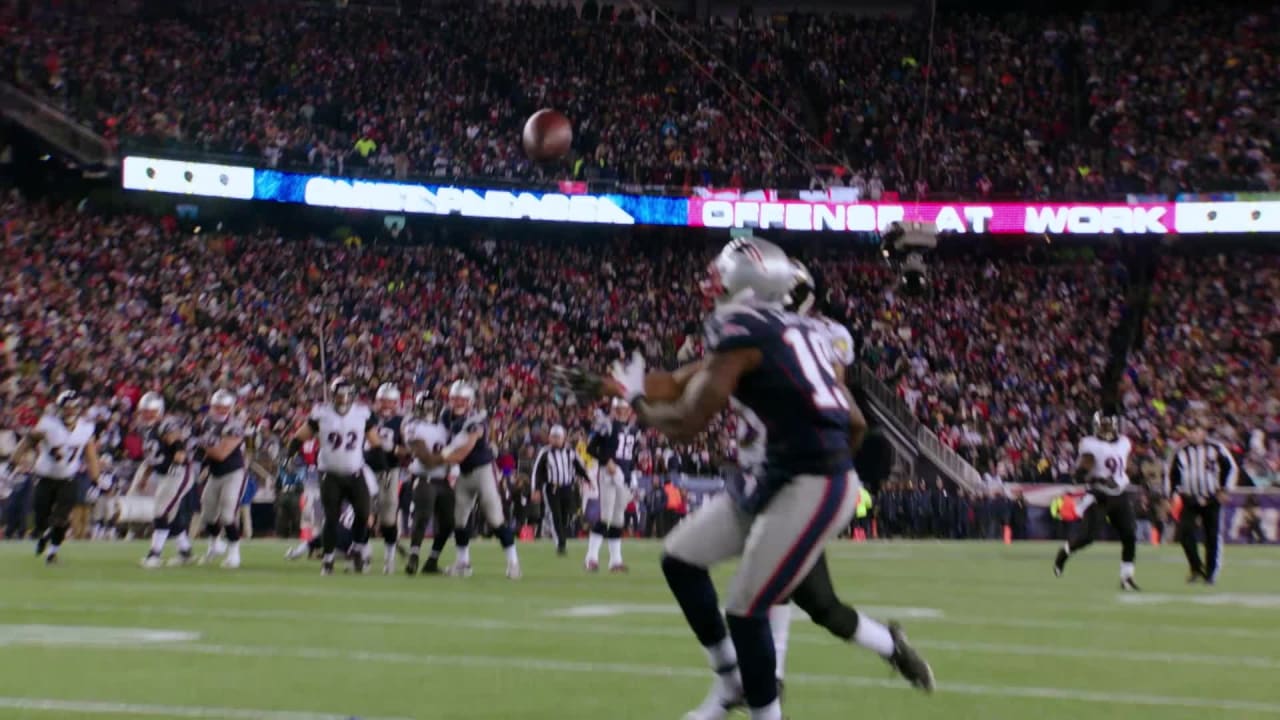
[0,538,1278,720]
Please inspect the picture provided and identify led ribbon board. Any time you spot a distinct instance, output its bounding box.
[123,156,1280,235]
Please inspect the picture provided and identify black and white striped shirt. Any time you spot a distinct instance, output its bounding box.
[532,446,589,491]
[1167,441,1239,500]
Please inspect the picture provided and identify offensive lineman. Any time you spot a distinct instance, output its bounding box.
[369,383,406,574]
[1054,412,1140,590]
[11,391,100,564]
[403,392,457,576]
[585,398,641,571]
[439,380,520,579]
[196,389,248,569]
[291,378,381,575]
[135,392,194,568]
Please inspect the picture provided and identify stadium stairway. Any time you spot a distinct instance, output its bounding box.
[1099,241,1157,410]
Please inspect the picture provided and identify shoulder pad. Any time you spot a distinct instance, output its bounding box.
[703,304,774,354]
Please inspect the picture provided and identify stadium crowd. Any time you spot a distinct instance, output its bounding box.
[2,1,1276,197]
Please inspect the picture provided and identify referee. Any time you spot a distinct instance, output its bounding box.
[532,425,590,556]
[1166,416,1238,584]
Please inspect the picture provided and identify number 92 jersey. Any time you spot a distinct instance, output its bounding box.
[704,303,853,479]
[1078,435,1131,496]
[309,403,374,476]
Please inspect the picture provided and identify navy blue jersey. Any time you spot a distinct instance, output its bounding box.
[365,414,404,472]
[587,419,641,472]
[440,408,494,473]
[198,416,245,476]
[704,304,853,483]
[145,419,185,476]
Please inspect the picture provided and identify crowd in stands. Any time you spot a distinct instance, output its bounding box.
[2,1,1277,197]
[1124,252,1280,488]
[1,195,1277,533]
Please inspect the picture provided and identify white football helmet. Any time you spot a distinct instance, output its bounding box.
[449,380,475,415]
[55,390,83,425]
[412,391,436,419]
[138,392,165,425]
[210,389,236,422]
[702,236,795,307]
[375,383,401,415]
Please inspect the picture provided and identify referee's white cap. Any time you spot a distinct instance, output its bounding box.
[550,424,566,439]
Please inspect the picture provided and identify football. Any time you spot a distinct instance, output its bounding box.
[522,109,573,161]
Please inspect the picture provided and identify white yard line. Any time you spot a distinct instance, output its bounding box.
[61,641,1280,715]
[6,601,1279,670]
[0,697,412,720]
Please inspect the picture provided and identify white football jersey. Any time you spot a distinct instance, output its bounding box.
[310,402,373,475]
[1078,435,1132,495]
[816,315,855,367]
[34,414,95,480]
[403,418,450,479]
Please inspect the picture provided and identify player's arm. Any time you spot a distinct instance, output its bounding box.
[572,453,592,486]
[440,426,483,464]
[840,385,868,452]
[1217,443,1239,499]
[10,429,44,470]
[1165,446,1182,496]
[204,424,243,463]
[629,349,758,444]
[83,437,101,482]
[530,448,548,493]
[1074,453,1096,484]
[364,414,381,451]
[639,359,707,402]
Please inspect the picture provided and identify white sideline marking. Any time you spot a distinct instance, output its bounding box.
[0,624,197,647]
[51,641,1280,714]
[0,697,412,720]
[9,601,1280,669]
[1118,592,1280,609]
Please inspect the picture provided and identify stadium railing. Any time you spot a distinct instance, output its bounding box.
[852,364,984,492]
[0,82,117,168]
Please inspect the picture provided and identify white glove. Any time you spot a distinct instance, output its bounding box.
[610,351,647,404]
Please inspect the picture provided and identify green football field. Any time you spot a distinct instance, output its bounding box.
[1,539,1278,720]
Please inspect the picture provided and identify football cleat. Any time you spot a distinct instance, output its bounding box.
[556,545,567,557]
[584,559,600,573]
[1204,574,1217,586]
[609,563,629,574]
[285,544,308,561]
[1053,549,1068,578]
[506,561,522,580]
[168,549,195,567]
[422,556,442,575]
[383,555,396,575]
[321,560,335,576]
[44,553,59,566]
[1121,577,1141,592]
[405,554,420,576]
[221,556,241,570]
[141,553,164,569]
[681,671,744,720]
[445,562,473,577]
[351,553,366,575]
[887,622,935,692]
[34,534,48,556]
[1186,571,1204,584]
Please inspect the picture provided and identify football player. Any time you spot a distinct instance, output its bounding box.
[438,381,520,579]
[585,398,641,572]
[291,378,381,575]
[369,383,406,574]
[134,392,194,568]
[608,237,870,720]
[196,389,248,569]
[11,391,100,564]
[403,392,457,576]
[1054,412,1140,590]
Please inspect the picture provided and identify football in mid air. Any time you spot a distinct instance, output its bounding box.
[522,109,573,161]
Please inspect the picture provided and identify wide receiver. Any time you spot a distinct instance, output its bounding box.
[563,237,923,720]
